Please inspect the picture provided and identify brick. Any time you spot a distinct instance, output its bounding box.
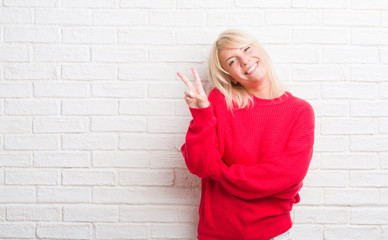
[351,136,388,151]
[322,153,379,169]
[37,187,91,203]
[352,0,388,9]
[119,64,175,80]
[265,10,321,25]
[95,223,148,239]
[35,9,91,25]
[62,100,117,115]
[119,100,174,116]
[0,187,35,203]
[322,83,377,99]
[309,100,349,117]
[5,63,57,80]
[63,27,116,44]
[120,205,198,222]
[34,45,89,62]
[119,29,173,45]
[5,27,59,43]
[150,10,205,26]
[266,46,319,63]
[351,171,388,187]
[0,223,35,238]
[62,170,116,185]
[149,82,190,99]
[3,0,56,7]
[381,118,388,133]
[292,28,349,44]
[92,116,146,132]
[208,10,262,26]
[92,46,146,63]
[351,100,388,116]
[297,187,324,205]
[4,135,58,150]
[294,206,349,224]
[34,117,89,133]
[174,169,201,187]
[149,151,187,169]
[292,0,347,8]
[7,205,61,221]
[151,223,197,238]
[129,0,173,8]
[93,151,150,168]
[93,187,200,204]
[292,64,347,81]
[0,117,32,133]
[381,152,388,169]
[6,169,59,185]
[176,29,221,45]
[62,64,117,80]
[352,29,388,45]
[324,226,380,240]
[293,225,323,240]
[63,0,119,8]
[62,134,117,150]
[322,47,378,64]
[34,152,90,168]
[175,100,191,116]
[321,118,377,135]
[0,207,5,221]
[381,82,388,98]
[64,205,118,222]
[149,46,208,63]
[120,134,176,150]
[324,10,379,26]
[119,170,174,186]
[179,0,234,8]
[93,10,147,26]
[383,11,388,26]
[380,188,388,204]
[0,83,31,97]
[148,117,191,133]
[93,83,146,98]
[0,9,32,24]
[37,223,92,239]
[324,188,378,205]
[304,170,348,187]
[351,65,388,81]
[34,82,89,98]
[0,153,31,167]
[0,45,29,62]
[351,208,388,224]
[313,136,349,152]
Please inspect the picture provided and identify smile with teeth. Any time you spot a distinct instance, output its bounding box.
[246,62,258,74]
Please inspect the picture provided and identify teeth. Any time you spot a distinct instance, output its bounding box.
[246,63,258,74]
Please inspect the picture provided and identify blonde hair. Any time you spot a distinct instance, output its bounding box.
[208,29,285,111]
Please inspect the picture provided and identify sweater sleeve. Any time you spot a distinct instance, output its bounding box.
[180,104,221,179]
[211,104,315,200]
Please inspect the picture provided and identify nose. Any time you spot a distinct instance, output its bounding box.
[240,56,250,66]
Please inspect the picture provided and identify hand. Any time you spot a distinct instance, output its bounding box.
[177,68,210,109]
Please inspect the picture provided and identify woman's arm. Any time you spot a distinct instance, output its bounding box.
[211,104,315,200]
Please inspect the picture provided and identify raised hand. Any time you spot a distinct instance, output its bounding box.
[177,68,210,109]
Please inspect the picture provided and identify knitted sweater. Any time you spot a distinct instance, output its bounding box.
[181,88,315,240]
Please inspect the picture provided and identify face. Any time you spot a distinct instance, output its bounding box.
[219,44,269,91]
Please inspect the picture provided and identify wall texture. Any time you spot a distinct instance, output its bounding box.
[0,0,388,239]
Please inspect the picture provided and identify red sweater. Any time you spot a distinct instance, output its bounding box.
[181,88,315,240]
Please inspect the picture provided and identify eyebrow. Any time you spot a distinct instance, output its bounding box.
[224,45,247,63]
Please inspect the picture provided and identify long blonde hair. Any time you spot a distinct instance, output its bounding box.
[208,29,285,111]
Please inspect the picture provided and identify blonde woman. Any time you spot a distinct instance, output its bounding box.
[178,29,315,240]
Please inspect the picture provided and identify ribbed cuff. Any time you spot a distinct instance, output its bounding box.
[189,105,214,127]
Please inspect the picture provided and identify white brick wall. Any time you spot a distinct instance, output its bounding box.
[0,1,387,239]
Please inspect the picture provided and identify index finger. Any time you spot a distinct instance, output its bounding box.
[177,72,195,92]
[191,68,205,94]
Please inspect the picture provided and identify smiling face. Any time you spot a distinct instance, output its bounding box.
[218,43,270,94]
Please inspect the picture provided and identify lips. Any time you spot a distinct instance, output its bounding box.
[245,62,258,75]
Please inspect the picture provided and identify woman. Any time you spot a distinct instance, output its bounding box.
[178,29,315,240]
